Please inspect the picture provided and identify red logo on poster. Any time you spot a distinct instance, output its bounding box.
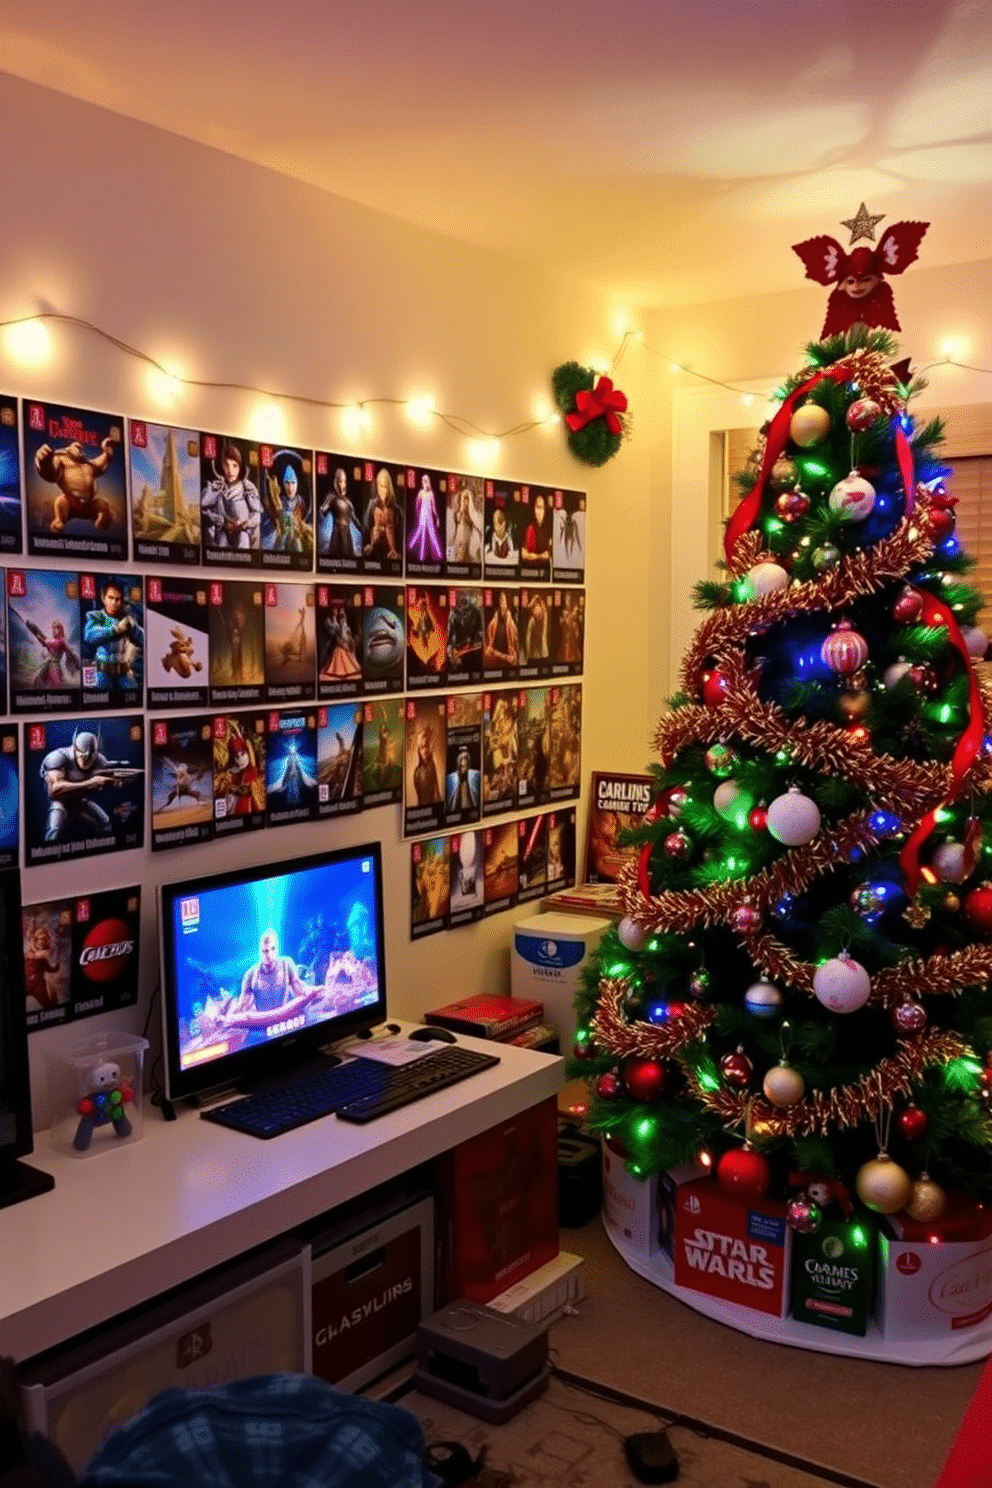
[79,918,135,984]
[28,404,45,431]
[260,446,273,468]
[316,454,328,476]
[896,1253,922,1275]
[29,725,46,751]
[8,571,25,597]
[130,422,147,447]
[148,578,162,603]
[81,574,95,600]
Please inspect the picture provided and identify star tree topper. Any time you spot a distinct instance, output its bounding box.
[792,209,929,338]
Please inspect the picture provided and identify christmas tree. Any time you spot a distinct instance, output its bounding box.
[574,214,992,1230]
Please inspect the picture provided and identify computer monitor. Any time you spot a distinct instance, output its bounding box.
[0,868,55,1209]
[160,843,387,1104]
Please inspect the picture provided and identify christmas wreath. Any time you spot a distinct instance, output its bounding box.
[551,361,628,466]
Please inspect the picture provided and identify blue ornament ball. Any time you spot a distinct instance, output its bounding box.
[744,981,783,1019]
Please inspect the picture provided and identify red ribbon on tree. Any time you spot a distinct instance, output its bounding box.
[565,375,628,435]
[899,587,987,895]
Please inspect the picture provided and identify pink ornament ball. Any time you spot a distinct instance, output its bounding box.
[820,620,869,676]
[766,787,821,847]
[962,626,989,659]
[786,1195,823,1233]
[932,842,969,884]
[812,956,871,1014]
[713,780,744,820]
[617,917,649,952]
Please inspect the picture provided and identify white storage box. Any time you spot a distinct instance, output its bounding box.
[601,1135,658,1260]
[45,1030,148,1158]
[511,911,611,1053]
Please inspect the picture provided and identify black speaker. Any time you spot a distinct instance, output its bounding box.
[558,1121,601,1227]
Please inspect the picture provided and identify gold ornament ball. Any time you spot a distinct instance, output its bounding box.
[855,1154,914,1215]
[762,1064,806,1107]
[789,403,831,447]
[838,691,871,722]
[943,892,961,914]
[906,1175,948,1224]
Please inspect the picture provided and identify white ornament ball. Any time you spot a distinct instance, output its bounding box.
[713,780,744,820]
[744,981,783,1019]
[828,471,876,523]
[883,658,914,689]
[743,562,789,600]
[813,956,872,1014]
[962,626,989,659]
[766,787,821,847]
[617,917,649,952]
[789,403,831,447]
[932,842,969,884]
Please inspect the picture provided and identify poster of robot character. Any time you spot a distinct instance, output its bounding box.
[23,715,145,865]
[21,400,128,562]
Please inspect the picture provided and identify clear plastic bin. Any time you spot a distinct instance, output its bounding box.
[46,1031,148,1157]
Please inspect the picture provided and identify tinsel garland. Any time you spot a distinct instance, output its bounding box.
[795,349,905,417]
[743,934,992,1008]
[588,981,976,1139]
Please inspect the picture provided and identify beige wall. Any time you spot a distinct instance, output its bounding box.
[0,74,656,1124]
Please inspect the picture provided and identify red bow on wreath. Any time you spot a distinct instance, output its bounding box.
[565,375,628,435]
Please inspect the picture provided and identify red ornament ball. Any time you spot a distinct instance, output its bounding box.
[701,668,731,707]
[596,1072,623,1101]
[664,830,692,861]
[624,1058,668,1103]
[890,996,928,1036]
[731,901,763,934]
[775,490,810,522]
[898,1104,930,1141]
[748,805,768,831]
[717,1144,772,1199]
[964,884,992,935]
[926,507,956,543]
[720,1048,754,1088]
[786,1195,823,1233]
[892,589,924,624]
[572,1037,599,1062]
[846,397,882,432]
[908,663,939,696]
[666,787,689,819]
[821,620,869,677]
[770,457,799,493]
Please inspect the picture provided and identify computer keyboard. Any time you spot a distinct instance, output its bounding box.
[200,1046,500,1138]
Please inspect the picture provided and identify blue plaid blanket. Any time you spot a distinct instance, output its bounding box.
[78,1374,440,1488]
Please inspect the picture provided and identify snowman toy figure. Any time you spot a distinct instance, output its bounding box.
[73,1060,135,1151]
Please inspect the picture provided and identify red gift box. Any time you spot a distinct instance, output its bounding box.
[673,1178,791,1318]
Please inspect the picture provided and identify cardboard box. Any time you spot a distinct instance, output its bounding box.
[878,1195,992,1343]
[601,1134,657,1260]
[511,911,611,1054]
[310,1194,435,1391]
[20,1239,310,1474]
[488,1251,586,1324]
[673,1178,791,1318]
[790,1218,876,1336]
[434,1095,559,1304]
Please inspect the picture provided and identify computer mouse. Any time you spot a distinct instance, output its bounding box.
[409,1026,456,1043]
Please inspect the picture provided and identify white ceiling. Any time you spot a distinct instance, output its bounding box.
[2,0,990,305]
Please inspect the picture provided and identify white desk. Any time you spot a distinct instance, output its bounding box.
[0,1035,564,1363]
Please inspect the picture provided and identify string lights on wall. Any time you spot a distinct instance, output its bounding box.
[1,311,987,472]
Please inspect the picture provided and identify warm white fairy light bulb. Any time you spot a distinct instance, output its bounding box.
[404,395,435,429]
[340,403,373,442]
[248,401,286,440]
[2,317,53,368]
[466,436,500,471]
[609,306,633,340]
[938,335,968,361]
[146,365,183,405]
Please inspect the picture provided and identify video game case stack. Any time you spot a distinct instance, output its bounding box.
[422,994,558,1053]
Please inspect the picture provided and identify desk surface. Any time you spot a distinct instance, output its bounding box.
[0,1033,564,1363]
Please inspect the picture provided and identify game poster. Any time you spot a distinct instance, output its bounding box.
[517,686,551,810]
[449,829,484,926]
[359,460,405,577]
[361,698,403,808]
[150,714,214,851]
[200,432,262,567]
[586,771,654,884]
[361,584,406,695]
[0,725,19,870]
[403,695,447,838]
[24,714,145,866]
[551,587,585,676]
[212,712,266,836]
[208,579,265,705]
[315,452,364,574]
[517,813,548,904]
[483,585,519,683]
[317,702,363,819]
[482,689,518,817]
[406,585,448,690]
[410,836,450,941]
[405,465,445,579]
[517,484,553,584]
[129,420,201,565]
[519,588,552,680]
[445,586,483,688]
[445,472,484,581]
[484,821,518,916]
[483,481,520,578]
[24,886,140,1032]
[263,581,316,704]
[145,574,210,709]
[550,683,582,801]
[258,443,314,572]
[0,591,6,714]
[444,691,482,829]
[79,572,144,710]
[7,568,82,713]
[266,708,319,828]
[316,582,363,700]
[0,394,22,553]
[21,400,127,562]
[552,488,586,583]
[546,806,578,892]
